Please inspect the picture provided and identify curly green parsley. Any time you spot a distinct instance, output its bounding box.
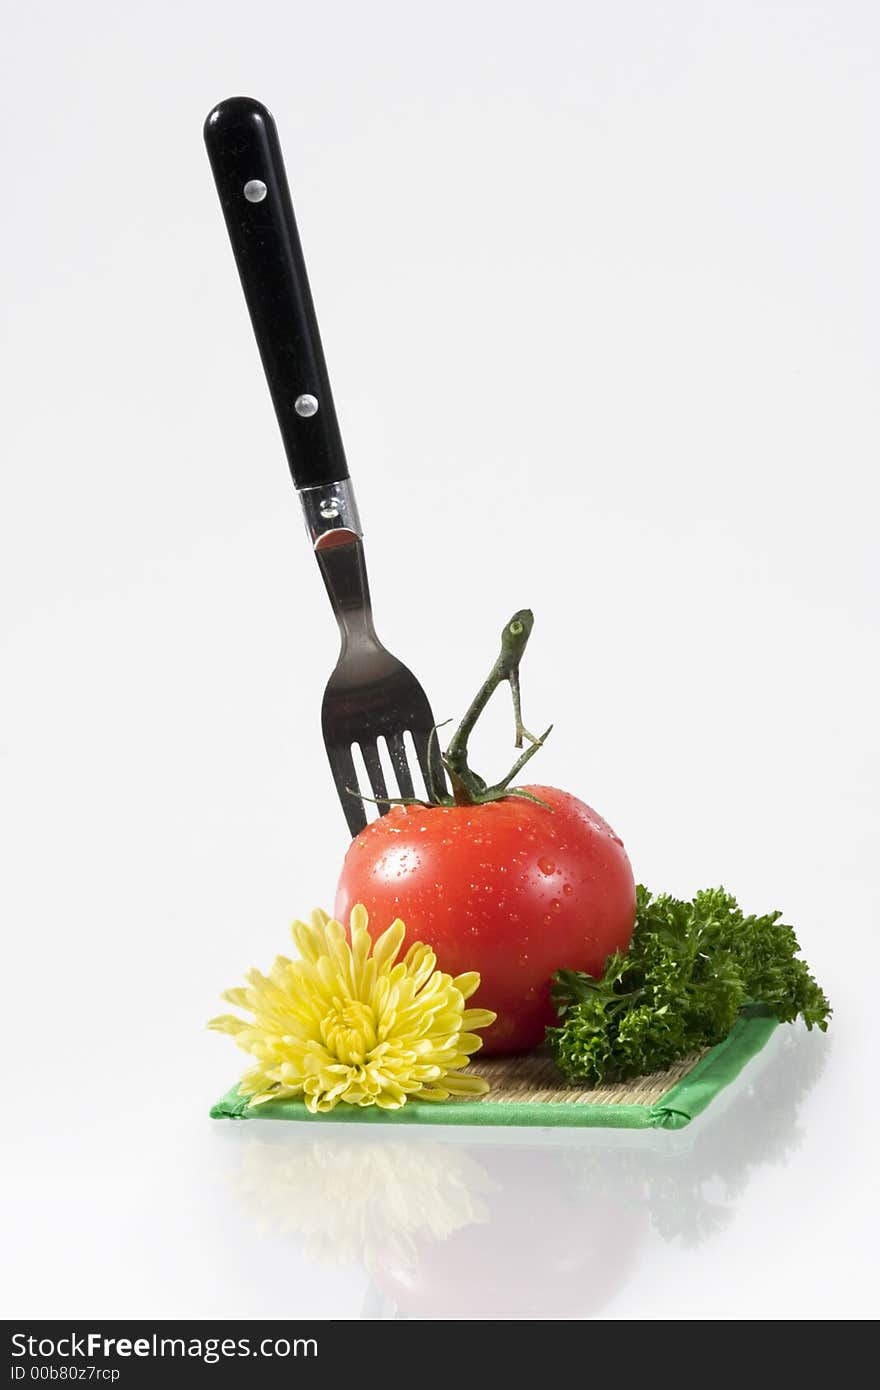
[547,885,830,1086]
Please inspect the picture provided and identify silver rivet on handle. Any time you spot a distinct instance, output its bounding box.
[295,393,319,418]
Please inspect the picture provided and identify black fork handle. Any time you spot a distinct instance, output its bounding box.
[204,96,348,491]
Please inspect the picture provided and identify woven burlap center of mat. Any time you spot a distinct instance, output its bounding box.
[474,1047,706,1107]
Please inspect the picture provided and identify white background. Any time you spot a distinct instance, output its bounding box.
[2,0,878,1319]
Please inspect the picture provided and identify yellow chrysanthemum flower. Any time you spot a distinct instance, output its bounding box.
[209,905,496,1114]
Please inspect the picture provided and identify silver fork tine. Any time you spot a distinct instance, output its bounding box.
[326,743,368,837]
[386,732,415,800]
[359,741,390,815]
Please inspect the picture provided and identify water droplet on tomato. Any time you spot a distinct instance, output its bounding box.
[563,883,573,896]
[543,914,551,925]
[537,857,555,876]
[550,898,561,912]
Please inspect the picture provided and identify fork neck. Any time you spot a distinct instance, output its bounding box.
[314,533,379,653]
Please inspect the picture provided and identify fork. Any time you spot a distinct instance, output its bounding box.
[204,96,444,836]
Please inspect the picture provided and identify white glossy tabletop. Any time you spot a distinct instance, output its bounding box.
[2,1022,869,1318]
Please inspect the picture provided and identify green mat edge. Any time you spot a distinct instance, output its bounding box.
[210,1006,779,1131]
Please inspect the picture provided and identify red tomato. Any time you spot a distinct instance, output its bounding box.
[335,785,636,1054]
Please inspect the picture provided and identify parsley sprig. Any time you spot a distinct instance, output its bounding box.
[547,885,831,1085]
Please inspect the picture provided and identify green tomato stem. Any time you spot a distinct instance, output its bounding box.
[440,609,552,807]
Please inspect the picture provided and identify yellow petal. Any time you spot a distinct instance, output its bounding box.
[291,918,325,963]
[220,987,251,1010]
[443,1072,490,1095]
[416,1086,451,1102]
[349,923,371,998]
[428,1010,465,1036]
[374,1092,405,1110]
[349,903,369,935]
[371,918,405,972]
[403,942,437,988]
[452,971,481,1000]
[208,1014,249,1034]
[461,1008,497,1030]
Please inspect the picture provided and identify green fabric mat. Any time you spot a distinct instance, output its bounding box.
[210,1007,778,1131]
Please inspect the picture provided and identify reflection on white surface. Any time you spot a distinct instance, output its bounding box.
[238,1139,491,1271]
[229,1028,828,1319]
